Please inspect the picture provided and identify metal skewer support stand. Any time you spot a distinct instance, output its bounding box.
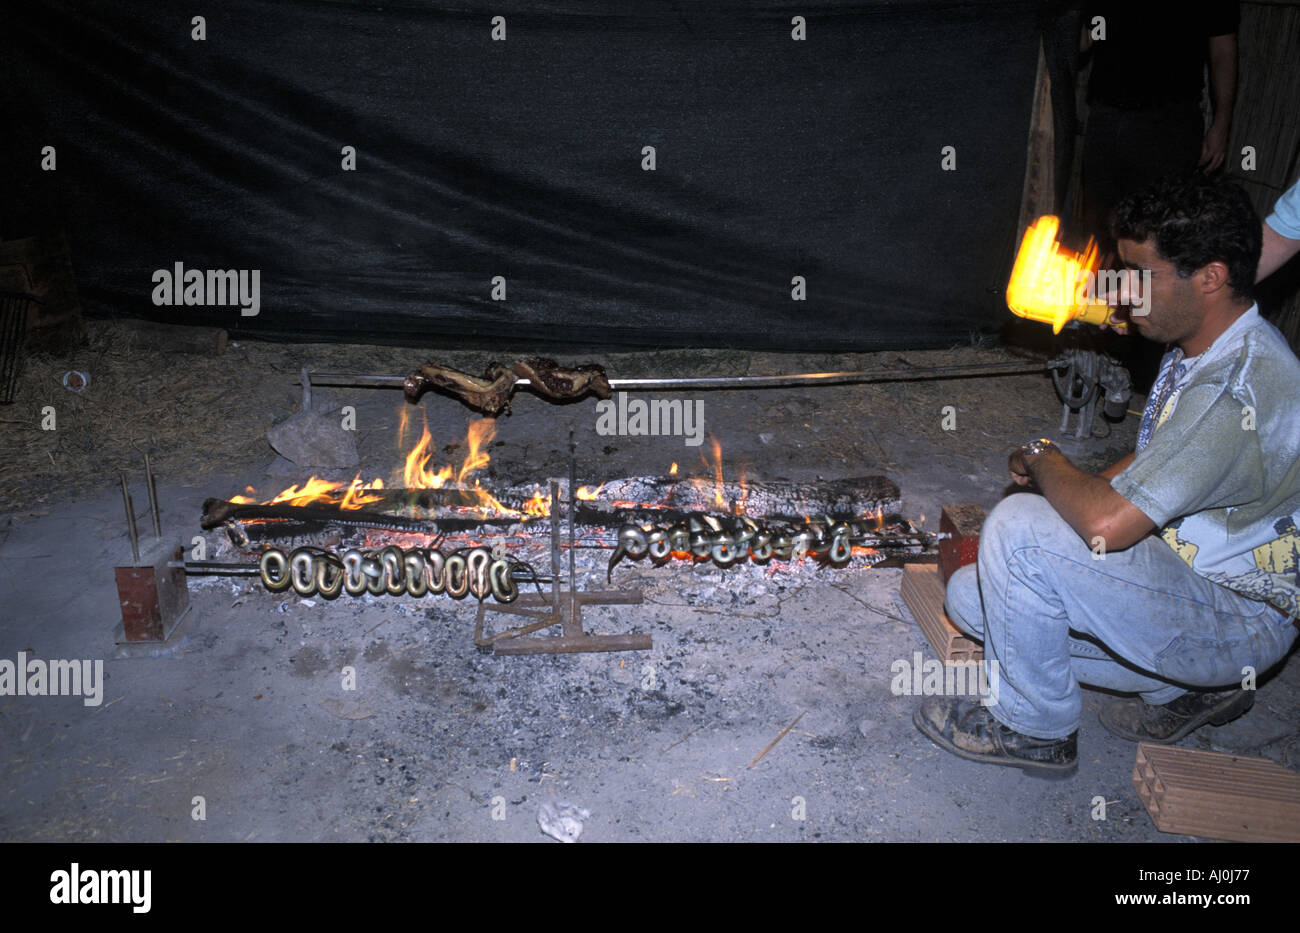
[474,431,648,655]
[113,456,194,650]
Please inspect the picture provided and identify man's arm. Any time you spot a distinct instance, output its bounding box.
[1258,222,1300,282]
[1200,34,1237,173]
[1096,450,1135,481]
[1010,447,1154,549]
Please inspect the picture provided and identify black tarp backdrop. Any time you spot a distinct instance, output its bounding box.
[2,1,1040,351]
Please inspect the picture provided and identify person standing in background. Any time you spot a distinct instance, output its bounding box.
[1077,2,1240,388]
[1079,1,1240,259]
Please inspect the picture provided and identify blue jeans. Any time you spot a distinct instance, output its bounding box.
[944,493,1298,740]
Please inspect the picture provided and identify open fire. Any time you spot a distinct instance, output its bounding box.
[201,412,936,608]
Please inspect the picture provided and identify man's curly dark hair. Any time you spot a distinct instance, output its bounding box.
[1109,173,1262,300]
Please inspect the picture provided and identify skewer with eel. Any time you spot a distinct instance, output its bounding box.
[606,513,943,580]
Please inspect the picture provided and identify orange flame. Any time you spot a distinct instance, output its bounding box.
[266,476,347,506]
[231,474,384,510]
[236,416,513,515]
[403,422,453,489]
[1006,215,1112,334]
[339,475,384,510]
[522,486,551,516]
[710,436,725,507]
[397,405,410,449]
[456,418,496,486]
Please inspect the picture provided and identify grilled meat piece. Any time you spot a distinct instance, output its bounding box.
[511,357,611,402]
[403,361,518,415]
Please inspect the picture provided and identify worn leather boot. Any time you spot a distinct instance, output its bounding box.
[913,696,1077,777]
[1099,688,1254,744]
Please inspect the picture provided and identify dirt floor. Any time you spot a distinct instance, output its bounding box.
[1,322,1297,842]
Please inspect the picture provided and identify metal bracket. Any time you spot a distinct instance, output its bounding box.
[473,589,648,654]
[473,440,649,654]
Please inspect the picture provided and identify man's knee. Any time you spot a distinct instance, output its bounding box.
[979,493,1073,561]
[943,563,983,638]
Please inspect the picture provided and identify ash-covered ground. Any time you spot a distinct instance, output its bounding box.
[2,342,1297,842]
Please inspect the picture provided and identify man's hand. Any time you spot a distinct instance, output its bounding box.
[1204,33,1236,175]
[1199,118,1230,173]
[1098,306,1131,335]
[1018,445,1156,549]
[1008,447,1034,486]
[1092,263,1134,335]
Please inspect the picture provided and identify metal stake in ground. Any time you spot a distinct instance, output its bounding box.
[568,428,577,621]
[144,452,162,537]
[120,473,140,563]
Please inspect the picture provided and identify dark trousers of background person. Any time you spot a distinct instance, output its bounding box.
[1081,98,1205,391]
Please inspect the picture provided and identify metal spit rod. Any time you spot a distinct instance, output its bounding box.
[302,360,1047,393]
[169,561,556,584]
[144,452,162,537]
[120,473,140,563]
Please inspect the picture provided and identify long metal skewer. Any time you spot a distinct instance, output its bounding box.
[302,360,1046,393]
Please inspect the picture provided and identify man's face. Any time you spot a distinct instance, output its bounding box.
[1116,238,1203,345]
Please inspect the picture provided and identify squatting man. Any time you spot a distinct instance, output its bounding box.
[914,173,1300,776]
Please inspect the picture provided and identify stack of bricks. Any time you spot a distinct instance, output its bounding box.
[899,504,985,663]
[1133,743,1300,842]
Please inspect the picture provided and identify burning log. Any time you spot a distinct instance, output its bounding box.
[403,357,612,415]
[200,498,437,534]
[200,472,912,561]
[210,474,898,526]
[589,474,900,518]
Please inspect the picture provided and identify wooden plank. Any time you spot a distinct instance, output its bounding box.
[1015,41,1056,249]
[900,562,983,663]
[1133,743,1300,843]
[119,319,229,356]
